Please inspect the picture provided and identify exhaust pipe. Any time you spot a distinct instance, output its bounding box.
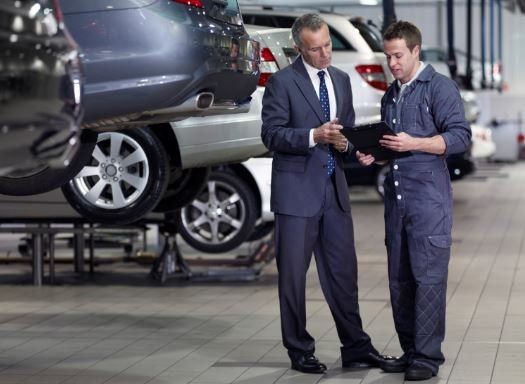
[150,92,214,116]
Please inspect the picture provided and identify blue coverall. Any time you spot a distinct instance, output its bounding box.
[380,65,471,373]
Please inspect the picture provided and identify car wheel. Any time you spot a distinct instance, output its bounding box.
[375,164,390,198]
[175,172,257,253]
[61,128,169,225]
[247,221,274,242]
[0,130,98,196]
[154,167,210,212]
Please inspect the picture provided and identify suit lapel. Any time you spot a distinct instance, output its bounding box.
[292,59,325,123]
[327,66,344,121]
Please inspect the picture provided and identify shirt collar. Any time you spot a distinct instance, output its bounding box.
[397,61,426,90]
[302,56,329,79]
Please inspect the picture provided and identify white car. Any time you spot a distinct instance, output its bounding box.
[175,157,273,254]
[241,7,392,124]
[489,119,523,162]
[471,124,496,159]
[460,90,495,160]
[421,47,502,90]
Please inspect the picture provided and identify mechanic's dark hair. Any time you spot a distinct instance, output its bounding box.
[383,21,422,52]
[291,13,327,48]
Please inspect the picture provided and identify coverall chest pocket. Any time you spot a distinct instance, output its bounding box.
[401,103,418,131]
[401,103,435,137]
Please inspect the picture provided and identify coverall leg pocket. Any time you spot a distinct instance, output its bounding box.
[426,234,451,282]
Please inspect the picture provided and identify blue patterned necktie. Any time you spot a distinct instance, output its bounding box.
[318,70,335,176]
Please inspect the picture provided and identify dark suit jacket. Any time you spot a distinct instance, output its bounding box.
[261,58,354,217]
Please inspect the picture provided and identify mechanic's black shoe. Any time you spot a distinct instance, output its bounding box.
[404,363,436,381]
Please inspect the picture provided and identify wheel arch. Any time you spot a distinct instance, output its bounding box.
[149,123,181,167]
[217,163,262,220]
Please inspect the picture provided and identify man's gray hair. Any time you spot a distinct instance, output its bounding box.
[291,13,327,48]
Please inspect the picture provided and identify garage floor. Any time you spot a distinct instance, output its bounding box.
[0,161,524,384]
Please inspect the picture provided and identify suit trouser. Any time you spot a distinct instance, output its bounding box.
[384,159,452,373]
[274,177,375,361]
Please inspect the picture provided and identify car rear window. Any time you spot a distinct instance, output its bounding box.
[207,0,243,26]
[242,14,355,52]
[329,27,355,51]
[350,19,383,52]
[242,14,295,28]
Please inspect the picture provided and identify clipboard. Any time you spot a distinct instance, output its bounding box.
[341,121,410,161]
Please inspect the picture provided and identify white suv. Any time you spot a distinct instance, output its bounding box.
[241,7,392,124]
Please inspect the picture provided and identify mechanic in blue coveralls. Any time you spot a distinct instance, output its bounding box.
[357,21,471,381]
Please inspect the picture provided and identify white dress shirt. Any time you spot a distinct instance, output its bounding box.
[302,57,337,147]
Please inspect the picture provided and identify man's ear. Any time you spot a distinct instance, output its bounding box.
[413,44,421,58]
[294,45,301,55]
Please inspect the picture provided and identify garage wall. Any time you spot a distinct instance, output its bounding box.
[328,1,525,94]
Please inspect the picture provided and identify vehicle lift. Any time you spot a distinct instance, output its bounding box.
[0,214,275,286]
[148,214,275,284]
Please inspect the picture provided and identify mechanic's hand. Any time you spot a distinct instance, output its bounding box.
[356,150,375,166]
[380,132,416,152]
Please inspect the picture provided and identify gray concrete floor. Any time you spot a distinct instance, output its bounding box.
[0,161,524,383]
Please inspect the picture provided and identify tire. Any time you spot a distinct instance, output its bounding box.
[0,130,98,196]
[61,128,169,225]
[175,171,257,253]
[154,167,210,212]
[375,164,390,199]
[247,221,274,242]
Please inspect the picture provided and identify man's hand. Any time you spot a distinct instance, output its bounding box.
[379,132,416,152]
[314,118,347,149]
[356,150,375,166]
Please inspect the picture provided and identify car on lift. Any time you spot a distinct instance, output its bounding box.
[58,25,290,225]
[1,0,260,205]
[0,0,88,196]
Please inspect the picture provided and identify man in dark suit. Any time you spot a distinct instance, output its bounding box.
[261,13,394,374]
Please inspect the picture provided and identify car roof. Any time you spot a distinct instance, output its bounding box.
[241,7,372,53]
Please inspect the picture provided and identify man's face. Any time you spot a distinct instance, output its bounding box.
[296,24,332,69]
[383,38,420,84]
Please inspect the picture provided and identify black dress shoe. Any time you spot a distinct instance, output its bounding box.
[342,352,397,369]
[404,363,436,381]
[380,355,410,373]
[290,353,327,374]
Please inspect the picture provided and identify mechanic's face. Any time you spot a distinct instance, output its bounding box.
[296,24,332,70]
[384,38,420,84]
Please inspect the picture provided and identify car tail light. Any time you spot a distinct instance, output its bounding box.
[258,48,279,87]
[355,64,388,91]
[518,132,525,144]
[173,0,203,8]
